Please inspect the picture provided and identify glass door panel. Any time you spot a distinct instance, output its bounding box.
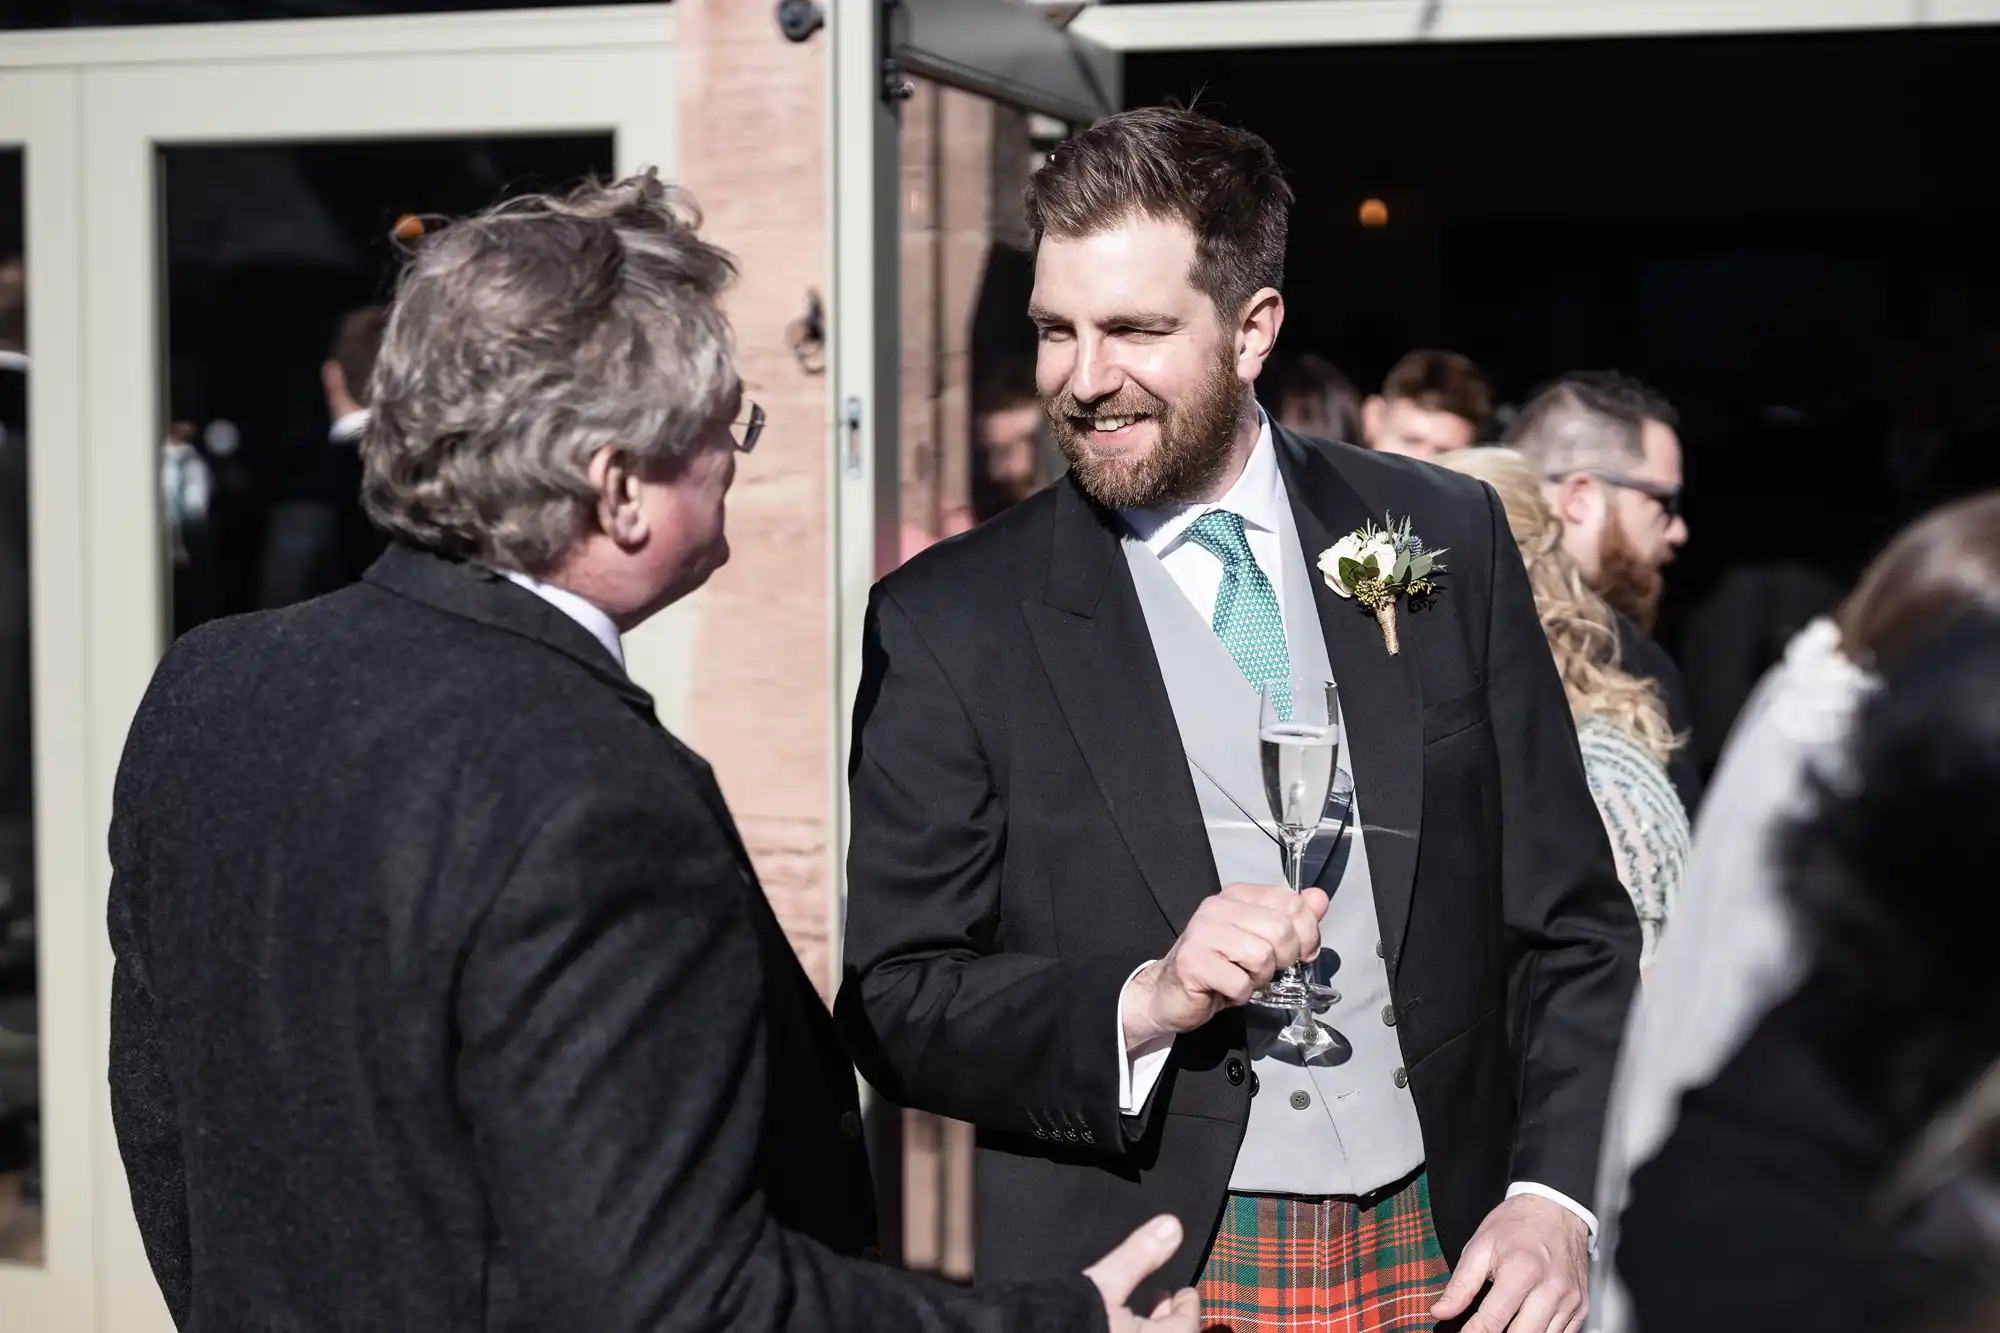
[157,135,614,639]
[0,144,37,1273]
[889,75,1068,1281]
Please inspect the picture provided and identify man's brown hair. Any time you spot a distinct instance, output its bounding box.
[330,305,390,407]
[1024,105,1293,321]
[1381,349,1492,430]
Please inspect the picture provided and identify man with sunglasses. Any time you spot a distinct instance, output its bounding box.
[1506,372,1700,811]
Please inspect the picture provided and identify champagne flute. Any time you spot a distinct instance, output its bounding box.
[1253,678,1340,1055]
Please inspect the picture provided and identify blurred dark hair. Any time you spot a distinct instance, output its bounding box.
[1263,352,1363,443]
[1787,611,2000,1028]
[1838,492,2000,673]
[1380,349,1491,430]
[330,305,389,408]
[1025,104,1292,322]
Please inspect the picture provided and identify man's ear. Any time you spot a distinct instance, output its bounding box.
[321,359,348,404]
[1549,472,1599,526]
[1361,395,1387,447]
[588,445,651,548]
[1235,287,1285,381]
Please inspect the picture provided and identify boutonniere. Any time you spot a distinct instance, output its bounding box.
[1317,514,1446,656]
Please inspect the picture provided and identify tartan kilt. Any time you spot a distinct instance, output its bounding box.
[1196,1171,1450,1332]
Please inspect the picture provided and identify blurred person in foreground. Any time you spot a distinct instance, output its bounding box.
[1263,350,1364,444]
[840,105,1637,1333]
[1617,608,2000,1333]
[1591,491,2000,1333]
[1359,349,1489,461]
[1437,448,1688,964]
[107,172,1196,1333]
[1504,372,1699,813]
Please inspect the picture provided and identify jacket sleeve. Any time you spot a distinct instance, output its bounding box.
[836,585,1146,1153]
[456,782,1108,1333]
[108,861,195,1329]
[1481,486,1643,1206]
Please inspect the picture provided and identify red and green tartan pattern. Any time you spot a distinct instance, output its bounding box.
[1196,1172,1449,1331]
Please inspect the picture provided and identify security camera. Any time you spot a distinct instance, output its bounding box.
[777,0,825,42]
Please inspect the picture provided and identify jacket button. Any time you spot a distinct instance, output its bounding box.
[1393,1066,1408,1089]
[1288,1090,1312,1111]
[861,1244,883,1261]
[838,1110,863,1141]
[1376,939,1385,958]
[1226,1057,1246,1086]
[1248,1072,1260,1097]
[1082,1128,1095,1145]
[1381,1004,1397,1027]
[1032,1125,1047,1140]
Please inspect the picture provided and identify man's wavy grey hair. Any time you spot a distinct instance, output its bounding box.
[362,170,737,572]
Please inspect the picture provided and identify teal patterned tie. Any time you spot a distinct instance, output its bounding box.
[1186,509,1291,715]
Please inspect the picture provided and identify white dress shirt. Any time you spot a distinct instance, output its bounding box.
[498,568,626,669]
[329,407,371,445]
[1112,411,1599,1236]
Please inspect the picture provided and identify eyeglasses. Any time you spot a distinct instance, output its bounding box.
[1557,469,1682,522]
[730,401,765,454]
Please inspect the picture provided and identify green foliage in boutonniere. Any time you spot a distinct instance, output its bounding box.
[1317,514,1447,656]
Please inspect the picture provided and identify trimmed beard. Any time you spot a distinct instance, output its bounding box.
[1045,344,1247,510]
[1595,517,1666,632]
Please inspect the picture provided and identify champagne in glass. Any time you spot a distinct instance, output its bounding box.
[1252,679,1341,1055]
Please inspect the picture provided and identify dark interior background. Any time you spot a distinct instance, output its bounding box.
[1131,27,2000,770]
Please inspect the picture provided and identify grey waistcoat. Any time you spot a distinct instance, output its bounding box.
[1121,505,1427,1197]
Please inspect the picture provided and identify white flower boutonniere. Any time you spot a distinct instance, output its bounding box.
[1317,514,1446,656]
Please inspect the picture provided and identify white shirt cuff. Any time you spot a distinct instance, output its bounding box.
[1506,1181,1599,1254]
[1116,962,1175,1116]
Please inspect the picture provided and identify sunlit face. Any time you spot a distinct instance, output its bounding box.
[1362,396,1476,460]
[1029,214,1272,509]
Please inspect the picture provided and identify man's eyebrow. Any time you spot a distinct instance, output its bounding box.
[1026,305,1183,332]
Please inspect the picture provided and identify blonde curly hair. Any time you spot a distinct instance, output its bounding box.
[1437,447,1680,764]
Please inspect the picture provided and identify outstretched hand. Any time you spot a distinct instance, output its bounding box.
[1084,1215,1202,1333]
[1430,1194,1589,1333]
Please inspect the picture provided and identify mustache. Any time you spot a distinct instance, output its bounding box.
[1044,388,1168,422]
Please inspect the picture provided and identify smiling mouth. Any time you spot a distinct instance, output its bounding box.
[1077,413,1150,441]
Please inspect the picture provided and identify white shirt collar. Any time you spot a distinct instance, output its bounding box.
[497,569,626,669]
[329,408,370,444]
[1121,407,1285,555]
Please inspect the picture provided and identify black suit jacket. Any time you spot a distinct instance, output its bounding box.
[108,545,1104,1333]
[1612,613,1703,815]
[838,428,1640,1287]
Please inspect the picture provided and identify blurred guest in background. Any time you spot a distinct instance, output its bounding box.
[971,361,1048,524]
[1439,448,1688,962]
[1616,607,2000,1333]
[1506,371,1701,812]
[322,305,390,585]
[1359,349,1488,460]
[1592,491,2000,1333]
[1262,350,1364,444]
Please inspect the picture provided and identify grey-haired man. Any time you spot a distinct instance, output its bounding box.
[107,173,1195,1333]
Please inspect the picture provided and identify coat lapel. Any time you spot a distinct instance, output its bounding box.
[1273,428,1426,965]
[1024,478,1223,934]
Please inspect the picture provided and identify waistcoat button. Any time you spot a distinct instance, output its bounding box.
[838,1110,863,1141]
[1288,1090,1312,1111]
[1249,1072,1260,1097]
[1393,1066,1408,1089]
[1381,1004,1397,1027]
